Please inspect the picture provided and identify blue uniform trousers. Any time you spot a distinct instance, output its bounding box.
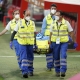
[18,44,34,75]
[13,39,21,69]
[51,42,68,73]
[46,42,54,69]
[46,53,54,69]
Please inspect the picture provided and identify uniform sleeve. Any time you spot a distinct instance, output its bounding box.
[66,21,73,32]
[5,21,11,31]
[14,23,19,32]
[41,17,47,35]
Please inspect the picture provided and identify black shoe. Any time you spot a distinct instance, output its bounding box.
[47,68,52,71]
[55,72,60,77]
[61,72,66,77]
[28,72,33,76]
[20,69,22,71]
[23,74,28,78]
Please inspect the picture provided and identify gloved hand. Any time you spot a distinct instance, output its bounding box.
[48,43,53,53]
[33,44,38,50]
[36,33,43,39]
[73,42,78,49]
[10,42,13,49]
[68,35,73,43]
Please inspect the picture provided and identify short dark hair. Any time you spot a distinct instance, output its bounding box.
[13,9,20,15]
[57,10,64,16]
[50,4,57,8]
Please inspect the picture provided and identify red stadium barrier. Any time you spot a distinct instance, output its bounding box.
[3,16,11,27]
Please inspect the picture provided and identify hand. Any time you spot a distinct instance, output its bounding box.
[10,42,13,49]
[33,44,38,50]
[48,43,53,53]
[68,35,73,43]
[73,43,78,49]
[36,33,43,39]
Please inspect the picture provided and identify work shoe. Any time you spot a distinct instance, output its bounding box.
[47,68,52,71]
[23,74,28,78]
[20,69,22,71]
[61,72,66,77]
[28,72,33,76]
[55,72,60,77]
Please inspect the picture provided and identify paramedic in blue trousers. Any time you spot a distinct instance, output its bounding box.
[0,9,21,69]
[10,9,36,78]
[50,11,78,77]
[41,4,57,71]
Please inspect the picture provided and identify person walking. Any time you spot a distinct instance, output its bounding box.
[0,9,21,69]
[10,9,36,78]
[50,10,78,77]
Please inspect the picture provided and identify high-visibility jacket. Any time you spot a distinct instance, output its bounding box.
[44,14,55,36]
[17,19,35,45]
[10,19,18,39]
[51,18,69,42]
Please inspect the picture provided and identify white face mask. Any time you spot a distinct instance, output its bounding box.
[15,14,20,19]
[25,16,30,21]
[51,9,56,14]
[55,16,60,21]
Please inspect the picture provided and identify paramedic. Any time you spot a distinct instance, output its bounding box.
[41,4,57,70]
[50,11,78,77]
[0,9,21,69]
[10,9,36,78]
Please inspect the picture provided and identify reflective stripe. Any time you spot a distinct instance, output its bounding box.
[22,64,33,67]
[22,64,28,66]
[61,63,67,65]
[27,60,33,63]
[22,60,33,63]
[53,30,67,32]
[47,24,51,26]
[61,59,67,62]
[47,60,53,63]
[22,59,28,62]
[18,36,34,38]
[18,32,34,34]
[29,63,33,66]
[45,29,50,30]
[54,60,60,63]
[54,64,60,67]
[46,56,53,59]
[52,34,68,36]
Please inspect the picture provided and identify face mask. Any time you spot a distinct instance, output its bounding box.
[55,16,60,21]
[25,16,30,21]
[51,9,56,14]
[15,14,20,19]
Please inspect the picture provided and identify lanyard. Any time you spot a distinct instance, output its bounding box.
[25,20,30,27]
[56,22,62,36]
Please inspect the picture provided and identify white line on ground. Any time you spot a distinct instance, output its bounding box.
[0,56,15,58]
[0,55,80,58]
